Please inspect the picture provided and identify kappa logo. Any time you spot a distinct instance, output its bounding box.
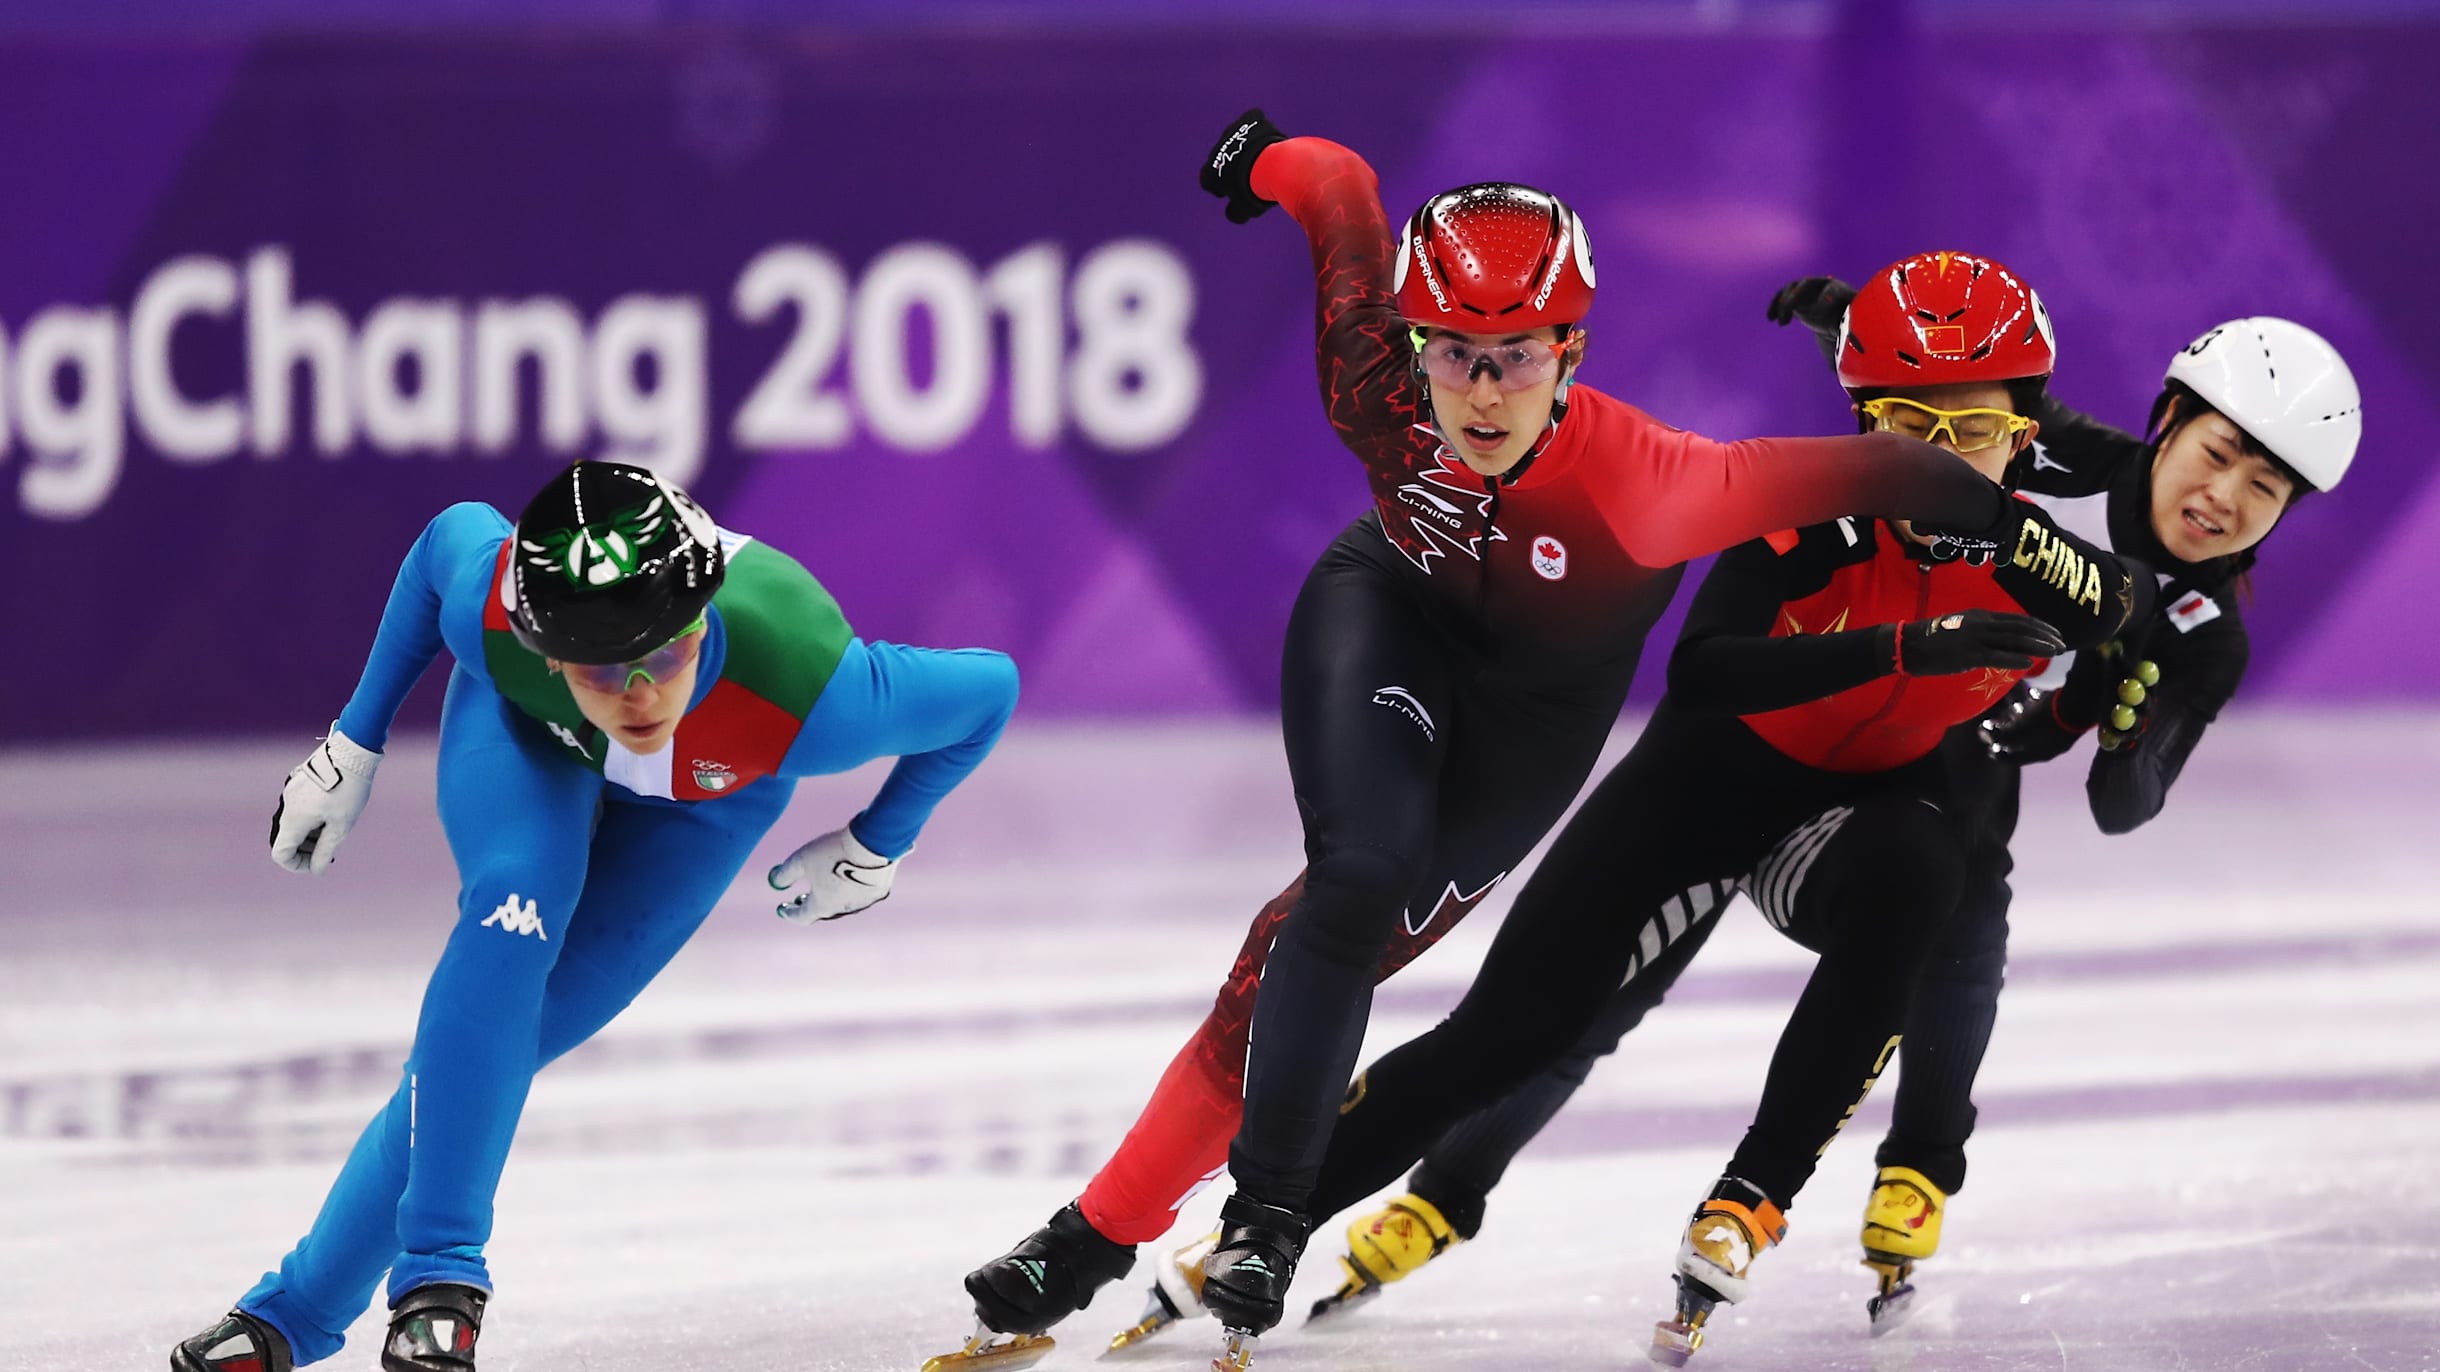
[692,758,736,792]
[480,893,548,940]
[1370,686,1437,742]
[1530,535,1568,580]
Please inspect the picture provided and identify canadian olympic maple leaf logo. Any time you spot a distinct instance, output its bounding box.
[1530,535,1568,581]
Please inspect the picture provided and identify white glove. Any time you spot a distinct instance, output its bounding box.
[269,725,382,875]
[768,826,902,923]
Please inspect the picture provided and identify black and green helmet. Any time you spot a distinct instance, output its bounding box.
[509,461,726,665]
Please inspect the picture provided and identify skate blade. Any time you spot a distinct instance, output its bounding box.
[1104,1308,1182,1355]
[1305,1278,1382,1325]
[1648,1317,1703,1368]
[1211,1326,1258,1372]
[919,1330,1056,1372]
[1104,1272,1199,1357]
[1866,1279,1918,1333]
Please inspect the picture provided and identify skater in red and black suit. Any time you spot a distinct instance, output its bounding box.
[1222,252,2157,1367]
[1278,292,2363,1352]
[927,108,2035,1371]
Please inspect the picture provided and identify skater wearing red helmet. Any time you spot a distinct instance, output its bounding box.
[1202,249,2152,1367]
[1262,281,2365,1357]
[927,115,2040,1372]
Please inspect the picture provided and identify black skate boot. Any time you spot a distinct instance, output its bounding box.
[1200,1193,1312,1370]
[171,1310,293,1372]
[381,1283,486,1372]
[923,1203,1138,1370]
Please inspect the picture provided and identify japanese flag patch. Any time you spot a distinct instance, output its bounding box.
[2168,588,2222,634]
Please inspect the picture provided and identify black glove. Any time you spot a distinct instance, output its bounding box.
[1980,683,2085,765]
[1201,108,1290,224]
[1894,609,2065,677]
[1910,479,2026,569]
[1765,275,1856,334]
[2059,640,2161,751]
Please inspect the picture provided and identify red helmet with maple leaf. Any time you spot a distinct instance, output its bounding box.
[1835,251,2055,391]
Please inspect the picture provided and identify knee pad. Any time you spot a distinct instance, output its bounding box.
[1287,842,1425,967]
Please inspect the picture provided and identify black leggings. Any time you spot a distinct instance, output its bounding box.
[1307,700,1974,1219]
[1406,773,2015,1233]
[1228,526,1632,1212]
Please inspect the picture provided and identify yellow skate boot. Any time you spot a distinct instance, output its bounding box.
[1651,1177,1787,1367]
[1304,1193,1462,1323]
[1860,1165,1946,1329]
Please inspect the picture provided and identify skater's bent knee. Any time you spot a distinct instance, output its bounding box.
[1289,842,1426,963]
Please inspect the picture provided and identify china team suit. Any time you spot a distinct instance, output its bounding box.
[1877,394,2253,1196]
[235,502,1018,1364]
[1297,488,2149,1229]
[1070,134,2018,1250]
[1379,393,2225,1232]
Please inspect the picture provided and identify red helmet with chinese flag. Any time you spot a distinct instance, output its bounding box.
[1835,251,2055,391]
[1392,182,1596,333]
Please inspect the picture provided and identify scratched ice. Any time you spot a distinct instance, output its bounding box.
[4,717,2437,1370]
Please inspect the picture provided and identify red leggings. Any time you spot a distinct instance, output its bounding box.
[1075,868,1468,1245]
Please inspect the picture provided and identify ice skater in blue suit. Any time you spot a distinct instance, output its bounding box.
[173,461,1020,1372]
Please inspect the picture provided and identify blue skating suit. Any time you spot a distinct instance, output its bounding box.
[237,501,1018,1363]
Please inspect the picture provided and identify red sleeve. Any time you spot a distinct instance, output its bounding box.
[1607,427,2006,568]
[1247,137,1416,455]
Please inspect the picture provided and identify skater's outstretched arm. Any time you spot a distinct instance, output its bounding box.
[1605,427,2008,570]
[767,642,1017,923]
[273,503,508,875]
[1977,495,2155,648]
[335,502,508,749]
[778,641,1021,858]
[1667,530,2065,716]
[1209,114,1414,455]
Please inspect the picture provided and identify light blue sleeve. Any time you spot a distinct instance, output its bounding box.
[779,639,1021,858]
[335,503,511,750]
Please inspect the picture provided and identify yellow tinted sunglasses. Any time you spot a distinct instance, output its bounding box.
[1860,396,2032,453]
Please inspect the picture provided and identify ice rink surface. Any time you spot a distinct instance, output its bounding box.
[6,714,2438,1371]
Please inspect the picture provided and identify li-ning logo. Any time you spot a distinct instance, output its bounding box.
[1370,686,1436,742]
[481,893,548,940]
[1386,445,1508,576]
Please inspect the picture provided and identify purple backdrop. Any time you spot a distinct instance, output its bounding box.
[4,22,2435,741]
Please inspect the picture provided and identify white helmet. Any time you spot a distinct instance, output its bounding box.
[2161,317,2361,491]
